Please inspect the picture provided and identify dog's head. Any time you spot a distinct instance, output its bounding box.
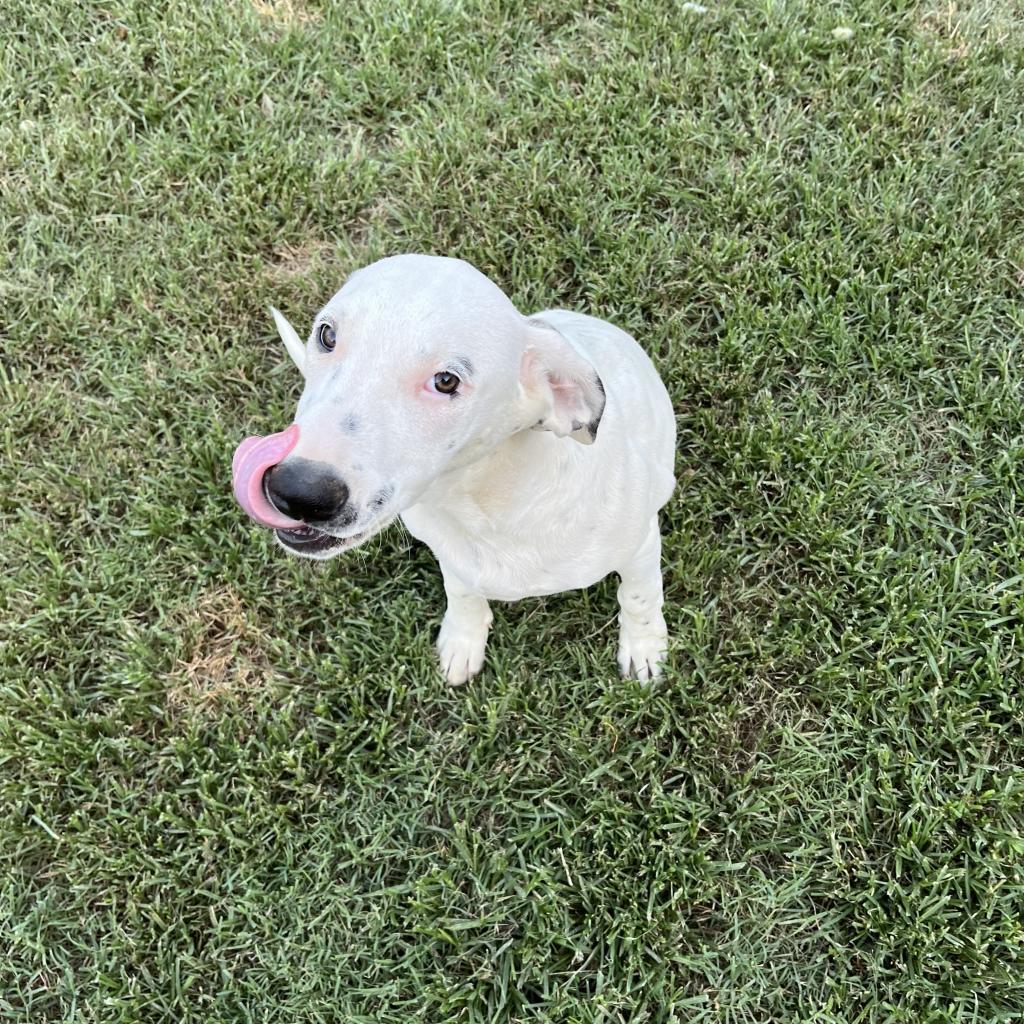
[232,255,605,559]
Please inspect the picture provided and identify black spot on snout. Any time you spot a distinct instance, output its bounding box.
[369,485,394,512]
[339,414,361,434]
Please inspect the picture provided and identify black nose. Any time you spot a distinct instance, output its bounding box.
[265,458,349,523]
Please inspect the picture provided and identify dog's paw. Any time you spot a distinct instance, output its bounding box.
[437,623,487,686]
[617,622,668,681]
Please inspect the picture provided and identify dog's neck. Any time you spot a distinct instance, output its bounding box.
[412,420,573,520]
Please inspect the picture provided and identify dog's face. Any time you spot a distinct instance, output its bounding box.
[232,255,605,559]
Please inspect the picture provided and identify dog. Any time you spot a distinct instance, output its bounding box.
[232,255,675,682]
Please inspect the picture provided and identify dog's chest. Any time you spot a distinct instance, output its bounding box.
[399,505,593,598]
[402,498,602,600]
[401,438,634,600]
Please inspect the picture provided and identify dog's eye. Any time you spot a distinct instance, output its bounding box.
[317,322,336,352]
[432,371,460,395]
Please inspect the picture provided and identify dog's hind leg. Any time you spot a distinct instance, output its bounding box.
[616,518,668,680]
[436,567,493,685]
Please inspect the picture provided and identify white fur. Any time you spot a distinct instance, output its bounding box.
[272,255,676,682]
[271,305,307,376]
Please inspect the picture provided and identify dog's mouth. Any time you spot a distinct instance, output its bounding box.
[274,511,397,560]
[233,429,398,560]
[275,524,353,557]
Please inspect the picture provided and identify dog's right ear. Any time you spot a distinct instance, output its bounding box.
[270,307,307,378]
[522,319,606,444]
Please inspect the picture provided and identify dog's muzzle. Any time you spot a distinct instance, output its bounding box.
[231,423,304,529]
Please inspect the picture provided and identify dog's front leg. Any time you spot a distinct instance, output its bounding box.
[436,566,492,685]
[616,517,669,681]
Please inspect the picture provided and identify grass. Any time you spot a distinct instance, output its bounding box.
[2,0,1023,1019]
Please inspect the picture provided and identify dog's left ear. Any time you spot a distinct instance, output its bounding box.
[522,319,606,444]
[270,306,307,379]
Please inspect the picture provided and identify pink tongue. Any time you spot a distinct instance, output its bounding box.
[231,423,303,529]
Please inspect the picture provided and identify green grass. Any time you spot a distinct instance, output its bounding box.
[2,0,1024,1019]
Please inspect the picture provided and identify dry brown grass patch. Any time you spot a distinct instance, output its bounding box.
[264,240,336,284]
[248,0,320,29]
[166,588,275,713]
[260,238,335,284]
[918,0,1022,57]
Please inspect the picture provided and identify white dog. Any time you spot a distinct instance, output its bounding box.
[232,255,675,682]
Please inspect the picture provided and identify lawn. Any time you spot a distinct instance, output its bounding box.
[3,0,1024,1020]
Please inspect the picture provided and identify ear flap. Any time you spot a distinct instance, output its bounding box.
[270,306,307,378]
[522,319,606,444]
